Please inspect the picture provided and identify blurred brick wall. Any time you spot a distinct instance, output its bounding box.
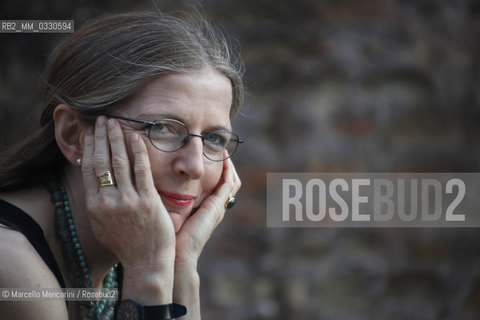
[1,1,480,319]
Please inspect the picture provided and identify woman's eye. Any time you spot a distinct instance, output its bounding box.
[152,123,175,135]
[205,133,227,146]
[154,124,167,133]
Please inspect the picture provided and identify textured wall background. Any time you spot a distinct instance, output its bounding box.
[1,0,479,319]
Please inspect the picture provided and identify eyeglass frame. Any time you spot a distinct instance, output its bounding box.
[103,114,243,162]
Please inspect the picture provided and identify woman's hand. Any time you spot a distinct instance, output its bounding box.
[81,116,175,303]
[175,155,241,266]
[172,155,241,319]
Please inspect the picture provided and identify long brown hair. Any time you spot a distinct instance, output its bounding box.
[0,11,244,192]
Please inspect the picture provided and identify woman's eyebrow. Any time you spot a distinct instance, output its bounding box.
[138,113,232,132]
[136,112,180,121]
[205,124,231,132]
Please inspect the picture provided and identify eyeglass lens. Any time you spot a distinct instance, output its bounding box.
[149,120,239,161]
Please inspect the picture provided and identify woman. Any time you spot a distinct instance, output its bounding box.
[0,10,243,320]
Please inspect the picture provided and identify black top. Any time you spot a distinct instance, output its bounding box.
[0,199,66,288]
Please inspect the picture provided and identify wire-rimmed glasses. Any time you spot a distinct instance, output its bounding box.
[104,114,243,162]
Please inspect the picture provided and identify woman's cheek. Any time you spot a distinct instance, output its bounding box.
[203,162,224,195]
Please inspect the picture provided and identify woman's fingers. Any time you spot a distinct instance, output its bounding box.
[216,158,241,205]
[107,118,133,191]
[130,133,156,196]
[81,126,98,199]
[93,116,112,178]
[219,150,241,198]
[226,158,241,196]
[83,117,151,195]
[195,159,240,229]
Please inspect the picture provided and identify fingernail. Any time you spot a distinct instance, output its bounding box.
[97,116,105,127]
[107,119,115,130]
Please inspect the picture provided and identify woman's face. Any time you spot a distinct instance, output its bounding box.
[118,68,233,233]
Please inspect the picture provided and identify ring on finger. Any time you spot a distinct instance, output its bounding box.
[225,194,236,210]
[97,170,116,187]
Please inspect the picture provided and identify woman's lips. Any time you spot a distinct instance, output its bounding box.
[159,191,195,208]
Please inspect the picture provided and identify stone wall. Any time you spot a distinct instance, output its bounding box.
[1,0,479,319]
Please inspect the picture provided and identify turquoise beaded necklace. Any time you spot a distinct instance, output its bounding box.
[50,181,117,319]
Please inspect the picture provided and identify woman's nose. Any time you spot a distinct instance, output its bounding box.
[172,136,205,179]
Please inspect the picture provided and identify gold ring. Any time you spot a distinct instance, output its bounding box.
[97,170,115,187]
[225,194,236,210]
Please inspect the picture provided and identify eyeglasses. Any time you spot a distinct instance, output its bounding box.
[104,114,243,162]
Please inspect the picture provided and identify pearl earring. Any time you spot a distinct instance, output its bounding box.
[76,158,82,166]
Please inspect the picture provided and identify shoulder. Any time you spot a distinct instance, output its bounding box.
[0,226,58,286]
[0,227,68,319]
